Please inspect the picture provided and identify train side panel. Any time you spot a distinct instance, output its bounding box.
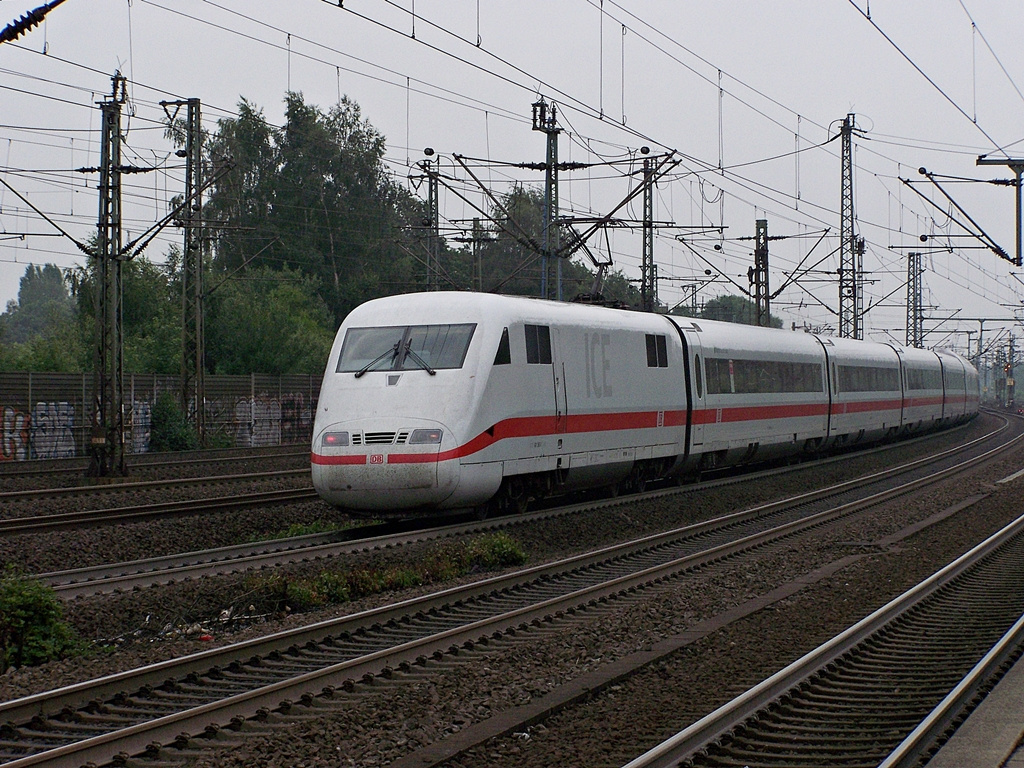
[670,319,830,468]
[936,349,968,423]
[460,303,689,498]
[821,336,902,446]
[892,346,945,433]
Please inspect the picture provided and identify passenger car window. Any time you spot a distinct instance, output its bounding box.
[645,334,668,367]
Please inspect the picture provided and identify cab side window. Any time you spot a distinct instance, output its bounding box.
[494,327,511,365]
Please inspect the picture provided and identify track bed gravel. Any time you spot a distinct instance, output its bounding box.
[0,415,1013,768]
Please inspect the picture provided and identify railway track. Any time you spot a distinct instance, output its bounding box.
[0,445,309,482]
[0,467,310,507]
[0,414,1018,767]
[0,477,316,535]
[29,414,1012,598]
[623,506,1024,768]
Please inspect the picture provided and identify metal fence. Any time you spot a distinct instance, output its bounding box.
[0,372,322,462]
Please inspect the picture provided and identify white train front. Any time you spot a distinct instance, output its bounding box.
[311,292,979,514]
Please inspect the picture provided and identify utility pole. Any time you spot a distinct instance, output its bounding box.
[532,98,561,300]
[752,218,770,326]
[410,148,441,290]
[641,152,657,312]
[906,251,923,348]
[424,149,439,290]
[976,156,1024,268]
[451,217,494,292]
[1009,334,1017,408]
[472,217,484,292]
[89,73,128,477]
[838,114,864,339]
[162,98,206,442]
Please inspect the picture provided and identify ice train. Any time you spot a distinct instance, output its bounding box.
[310,292,979,514]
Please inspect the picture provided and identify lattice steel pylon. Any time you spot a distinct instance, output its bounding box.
[533,98,561,300]
[89,74,127,477]
[753,219,770,326]
[426,156,439,290]
[838,114,863,339]
[641,155,657,312]
[178,98,205,441]
[906,251,923,348]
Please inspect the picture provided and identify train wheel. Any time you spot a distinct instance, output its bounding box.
[496,479,529,515]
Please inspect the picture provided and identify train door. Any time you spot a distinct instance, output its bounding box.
[687,332,706,448]
[551,326,567,434]
[525,322,563,436]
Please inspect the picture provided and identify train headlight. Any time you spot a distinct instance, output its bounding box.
[321,431,350,447]
[408,428,443,444]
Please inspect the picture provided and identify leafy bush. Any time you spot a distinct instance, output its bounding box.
[254,520,353,542]
[0,569,81,672]
[149,391,200,452]
[243,533,527,615]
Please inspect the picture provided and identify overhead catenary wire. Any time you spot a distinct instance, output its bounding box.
[0,2,1020,334]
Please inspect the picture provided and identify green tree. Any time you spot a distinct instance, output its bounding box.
[69,253,180,374]
[686,294,784,327]
[0,264,87,372]
[473,186,642,306]
[0,264,75,342]
[204,93,425,326]
[206,265,334,375]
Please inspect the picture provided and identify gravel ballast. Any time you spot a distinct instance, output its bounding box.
[0,414,1018,768]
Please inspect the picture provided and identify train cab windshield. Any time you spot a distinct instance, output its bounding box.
[338,323,476,375]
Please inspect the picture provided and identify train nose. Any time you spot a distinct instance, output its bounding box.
[311,420,457,510]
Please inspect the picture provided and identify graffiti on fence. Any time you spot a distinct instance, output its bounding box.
[281,393,311,443]
[232,393,312,447]
[1,402,77,461]
[2,405,31,461]
[31,401,76,459]
[234,396,280,447]
[131,399,152,454]
[1,378,318,459]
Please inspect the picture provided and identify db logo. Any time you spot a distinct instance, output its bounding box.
[369,454,385,465]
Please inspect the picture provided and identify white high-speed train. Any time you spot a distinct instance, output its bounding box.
[310,292,979,514]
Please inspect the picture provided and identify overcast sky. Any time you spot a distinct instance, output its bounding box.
[2,0,1023,356]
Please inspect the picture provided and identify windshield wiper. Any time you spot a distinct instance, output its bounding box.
[403,341,437,375]
[354,342,400,378]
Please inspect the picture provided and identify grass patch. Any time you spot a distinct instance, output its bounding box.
[244,532,528,613]
[249,518,375,543]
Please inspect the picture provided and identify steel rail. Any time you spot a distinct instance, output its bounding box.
[879,612,1024,767]
[1,418,1018,768]
[39,516,479,598]
[620,509,1024,768]
[0,446,309,479]
[32,416,1011,596]
[0,486,318,535]
[0,468,309,503]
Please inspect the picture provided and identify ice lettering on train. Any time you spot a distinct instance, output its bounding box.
[584,333,613,399]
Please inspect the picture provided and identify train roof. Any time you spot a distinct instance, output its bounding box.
[343,291,677,333]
